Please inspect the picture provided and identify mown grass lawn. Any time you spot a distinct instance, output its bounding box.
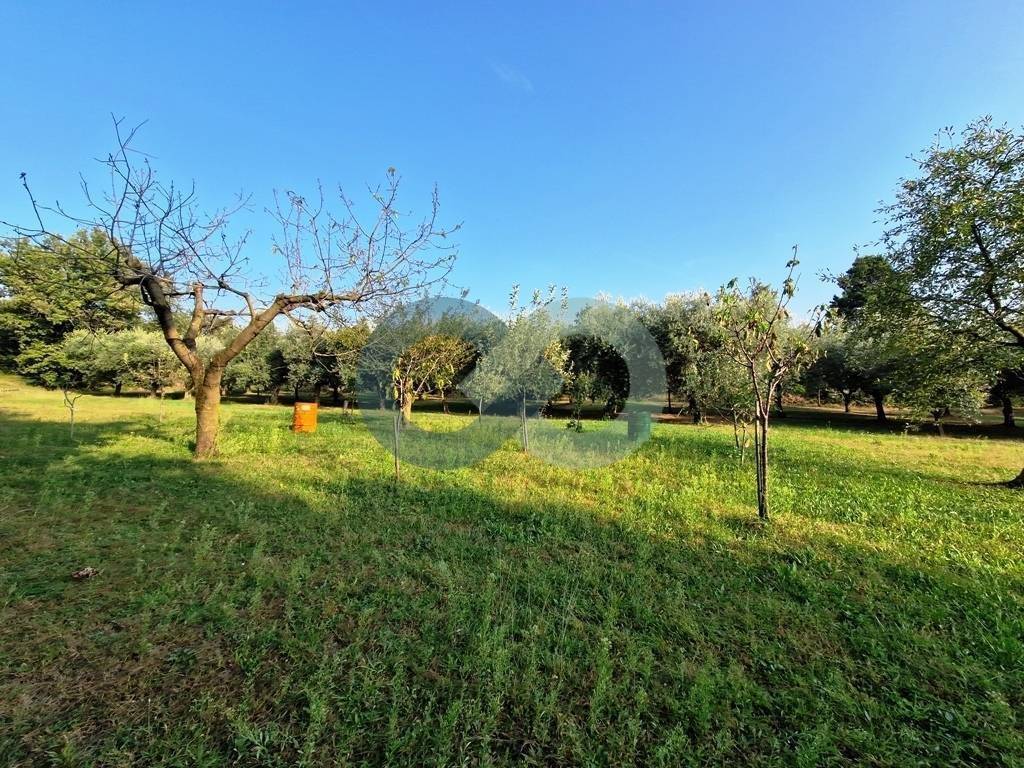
[1,375,1022,766]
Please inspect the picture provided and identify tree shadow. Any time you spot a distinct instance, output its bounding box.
[656,404,1024,443]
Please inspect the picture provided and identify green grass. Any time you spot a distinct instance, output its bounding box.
[1,374,1022,766]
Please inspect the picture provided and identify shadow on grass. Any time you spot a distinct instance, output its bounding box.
[0,411,1021,766]
[652,404,1024,444]
[770,405,1024,442]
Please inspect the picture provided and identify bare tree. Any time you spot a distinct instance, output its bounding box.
[7,119,459,457]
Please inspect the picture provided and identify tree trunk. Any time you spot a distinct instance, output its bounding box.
[1002,395,1016,428]
[194,367,223,459]
[63,390,78,440]
[269,387,280,405]
[754,407,769,520]
[400,384,413,426]
[392,411,401,480]
[872,391,887,422]
[332,385,341,406]
[114,382,123,397]
[667,391,672,411]
[520,394,529,452]
[842,391,853,413]
[314,384,323,403]
[774,386,786,417]
[732,414,745,461]
[689,395,701,424]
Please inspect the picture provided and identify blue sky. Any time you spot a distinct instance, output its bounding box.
[2,1,1023,316]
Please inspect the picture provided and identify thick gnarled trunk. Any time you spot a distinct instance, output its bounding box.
[400,383,413,426]
[194,366,224,458]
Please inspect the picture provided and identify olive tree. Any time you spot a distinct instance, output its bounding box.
[465,286,569,452]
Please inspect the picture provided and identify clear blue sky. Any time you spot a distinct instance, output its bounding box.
[2,1,1023,316]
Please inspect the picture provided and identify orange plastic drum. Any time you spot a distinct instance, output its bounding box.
[292,401,318,432]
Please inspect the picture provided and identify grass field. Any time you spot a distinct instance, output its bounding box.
[1,374,1022,766]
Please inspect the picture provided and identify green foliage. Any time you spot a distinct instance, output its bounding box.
[876,317,992,431]
[636,294,704,408]
[829,254,898,324]
[394,333,476,406]
[0,230,141,373]
[280,327,334,396]
[358,305,491,422]
[465,286,570,416]
[565,370,607,430]
[221,324,283,396]
[563,334,625,416]
[112,330,184,394]
[217,322,371,402]
[801,326,865,408]
[875,115,1024,471]
[20,329,190,397]
[880,116,1024,354]
[14,339,94,393]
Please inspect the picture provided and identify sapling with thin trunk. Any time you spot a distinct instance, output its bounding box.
[711,250,826,521]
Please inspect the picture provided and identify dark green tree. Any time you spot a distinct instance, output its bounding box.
[0,230,140,374]
[993,368,1023,428]
[563,333,628,417]
[830,255,897,323]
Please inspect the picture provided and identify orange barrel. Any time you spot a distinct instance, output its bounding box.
[292,401,318,432]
